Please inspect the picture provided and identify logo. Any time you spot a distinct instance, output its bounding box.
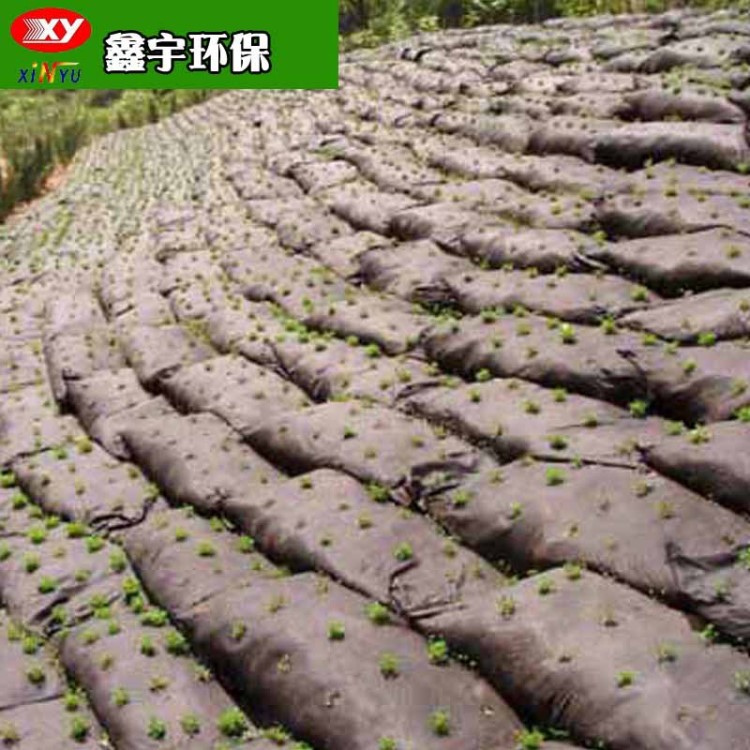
[11,7,91,52]
[18,61,80,84]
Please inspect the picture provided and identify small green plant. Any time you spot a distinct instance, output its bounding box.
[393,542,413,562]
[628,400,648,418]
[537,577,554,596]
[26,664,46,685]
[378,738,398,750]
[429,709,450,736]
[217,708,248,738]
[23,553,40,574]
[0,722,19,745]
[112,687,130,707]
[367,483,390,503]
[682,358,697,375]
[379,652,400,678]
[700,624,717,644]
[452,489,472,508]
[328,621,345,641]
[656,643,678,663]
[27,526,47,545]
[108,549,127,573]
[735,670,750,694]
[617,670,636,688]
[0,472,16,489]
[497,595,516,618]
[427,639,449,665]
[523,399,541,415]
[141,608,169,628]
[697,331,717,347]
[63,689,82,711]
[196,541,216,557]
[69,716,90,742]
[365,602,390,625]
[631,286,649,302]
[165,629,189,656]
[688,426,711,444]
[147,717,167,741]
[237,535,255,554]
[545,467,566,486]
[140,636,157,657]
[665,420,685,436]
[180,714,201,736]
[475,368,492,383]
[515,728,545,749]
[559,323,577,345]
[0,544,11,563]
[37,576,57,594]
[548,435,568,450]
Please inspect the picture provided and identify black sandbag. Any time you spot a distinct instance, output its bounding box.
[61,603,253,750]
[644,420,750,515]
[121,413,282,514]
[0,341,48,395]
[590,229,750,295]
[405,377,665,467]
[244,400,480,496]
[617,88,745,124]
[178,573,523,750]
[596,189,750,238]
[222,468,502,616]
[620,288,750,343]
[123,503,276,617]
[619,340,750,423]
[460,227,605,272]
[161,354,311,434]
[120,325,215,388]
[426,567,750,750]
[13,442,156,528]
[426,457,750,634]
[44,328,126,404]
[0,514,131,632]
[323,182,421,236]
[0,384,81,467]
[272,335,441,405]
[445,268,654,322]
[422,314,645,406]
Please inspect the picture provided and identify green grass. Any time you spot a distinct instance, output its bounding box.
[0,89,212,220]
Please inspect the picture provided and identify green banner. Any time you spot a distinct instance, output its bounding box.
[2,0,339,89]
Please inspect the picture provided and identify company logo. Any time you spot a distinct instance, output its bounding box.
[10,7,91,53]
[18,61,80,84]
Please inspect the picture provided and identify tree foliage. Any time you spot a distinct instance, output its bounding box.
[341,0,748,48]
